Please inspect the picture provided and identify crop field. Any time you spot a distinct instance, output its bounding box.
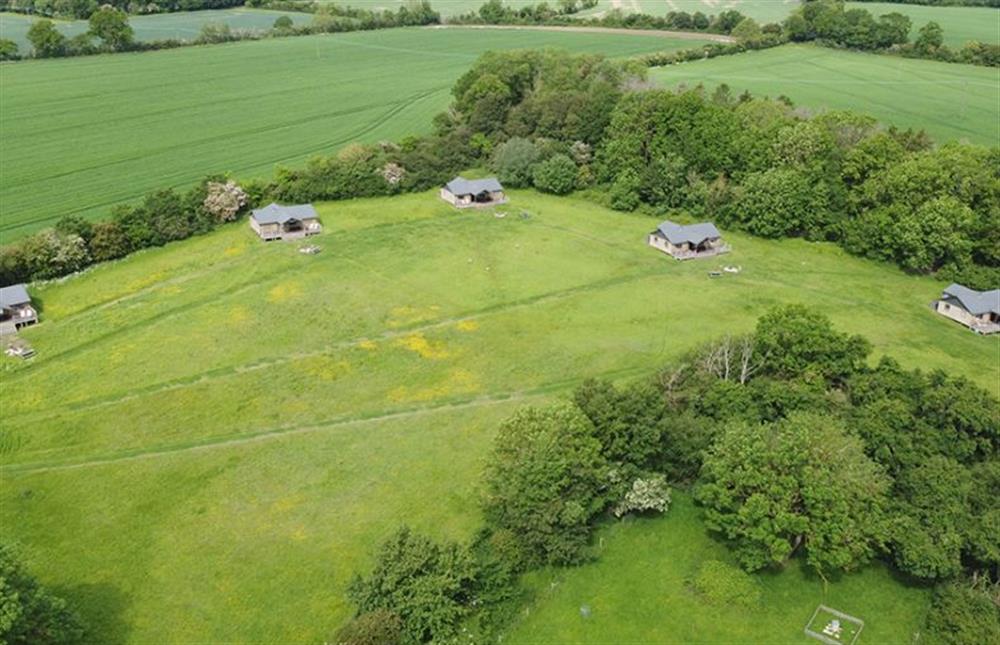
[0,9,312,51]
[507,494,930,643]
[1,189,995,643]
[578,0,802,24]
[652,44,1000,145]
[845,3,1000,47]
[0,26,707,240]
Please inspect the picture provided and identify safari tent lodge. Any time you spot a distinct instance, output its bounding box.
[0,284,38,335]
[935,284,1000,334]
[440,177,507,208]
[250,203,322,241]
[648,220,729,260]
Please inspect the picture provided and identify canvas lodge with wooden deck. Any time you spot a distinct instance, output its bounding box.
[648,220,730,260]
[250,203,322,241]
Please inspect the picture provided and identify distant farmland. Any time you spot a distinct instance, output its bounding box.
[0,27,709,239]
[845,3,1000,47]
[652,44,999,145]
[0,9,312,51]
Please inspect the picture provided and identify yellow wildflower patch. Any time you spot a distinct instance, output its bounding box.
[456,319,479,332]
[358,339,378,351]
[395,333,449,359]
[297,356,351,382]
[387,305,441,328]
[267,282,303,303]
[388,368,480,403]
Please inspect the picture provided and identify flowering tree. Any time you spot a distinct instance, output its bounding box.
[202,181,248,222]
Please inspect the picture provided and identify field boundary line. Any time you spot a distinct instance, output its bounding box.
[428,24,734,43]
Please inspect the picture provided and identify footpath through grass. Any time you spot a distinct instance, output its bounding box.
[1,190,995,642]
[651,43,1000,145]
[0,26,706,239]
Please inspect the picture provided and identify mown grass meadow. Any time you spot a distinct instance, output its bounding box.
[0,26,709,239]
[651,43,1000,145]
[2,189,996,642]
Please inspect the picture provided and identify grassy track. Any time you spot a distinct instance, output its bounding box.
[0,9,313,51]
[506,493,931,643]
[1,189,996,642]
[651,44,1000,145]
[0,26,708,240]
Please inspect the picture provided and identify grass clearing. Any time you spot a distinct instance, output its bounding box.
[0,26,709,240]
[1,189,995,642]
[505,493,928,644]
[651,43,1000,145]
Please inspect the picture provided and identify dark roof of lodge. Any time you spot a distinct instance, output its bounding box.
[0,284,31,308]
[251,203,318,225]
[445,176,503,196]
[942,284,1000,315]
[653,220,721,246]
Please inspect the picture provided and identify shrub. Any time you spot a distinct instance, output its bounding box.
[613,475,671,518]
[333,609,403,645]
[532,154,577,195]
[690,560,762,608]
[273,15,294,30]
[490,138,540,187]
[924,579,1000,645]
[202,181,248,222]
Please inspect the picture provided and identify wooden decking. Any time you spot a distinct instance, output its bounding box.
[971,321,1000,335]
[671,244,732,261]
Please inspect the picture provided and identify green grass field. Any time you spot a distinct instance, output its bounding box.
[2,189,995,642]
[652,44,1000,145]
[0,9,313,51]
[0,26,708,240]
[506,493,930,644]
[845,3,1000,47]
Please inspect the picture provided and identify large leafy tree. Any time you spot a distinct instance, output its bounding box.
[26,20,66,58]
[696,413,889,573]
[347,528,476,644]
[572,378,664,473]
[88,6,133,50]
[753,304,870,384]
[0,543,83,644]
[482,404,608,568]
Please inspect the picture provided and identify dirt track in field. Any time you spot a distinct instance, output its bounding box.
[428,24,736,44]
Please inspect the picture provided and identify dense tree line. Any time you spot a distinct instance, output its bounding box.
[450,0,756,36]
[593,87,999,287]
[446,0,997,67]
[851,0,998,6]
[786,0,1000,66]
[339,305,999,643]
[9,1,439,60]
[4,48,998,290]
[0,0,243,20]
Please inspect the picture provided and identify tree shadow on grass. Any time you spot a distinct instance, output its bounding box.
[53,581,132,645]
